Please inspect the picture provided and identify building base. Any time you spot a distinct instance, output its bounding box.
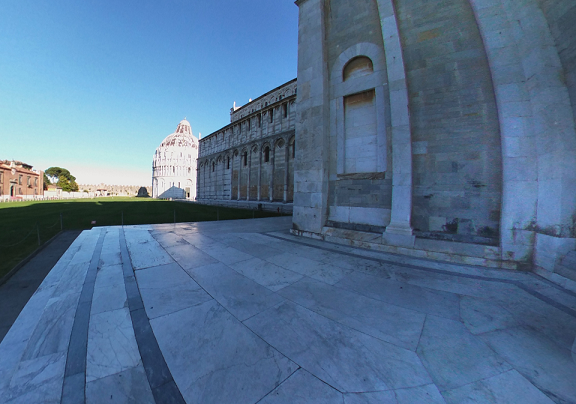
[291,226,517,269]
[190,199,293,214]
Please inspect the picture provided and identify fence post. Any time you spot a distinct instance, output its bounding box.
[60,213,63,231]
[36,223,41,246]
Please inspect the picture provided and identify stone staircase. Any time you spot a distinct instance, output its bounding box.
[555,250,576,282]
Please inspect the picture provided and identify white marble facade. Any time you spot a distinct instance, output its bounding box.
[197,80,297,203]
[292,0,576,283]
[152,119,198,200]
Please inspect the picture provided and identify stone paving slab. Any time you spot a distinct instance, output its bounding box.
[0,217,575,403]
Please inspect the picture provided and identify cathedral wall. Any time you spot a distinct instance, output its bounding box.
[536,1,576,124]
[293,0,576,275]
[198,80,297,203]
[324,0,394,232]
[395,0,502,241]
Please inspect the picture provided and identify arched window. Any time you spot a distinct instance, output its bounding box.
[343,56,374,81]
[264,147,270,163]
[334,53,384,174]
[227,156,230,169]
[212,162,215,172]
[243,151,248,166]
[269,109,274,123]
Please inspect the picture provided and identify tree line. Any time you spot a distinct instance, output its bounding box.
[44,167,79,192]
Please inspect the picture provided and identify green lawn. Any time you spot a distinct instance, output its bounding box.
[0,197,281,279]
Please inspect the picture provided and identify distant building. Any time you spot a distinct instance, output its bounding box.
[0,160,43,199]
[152,119,198,199]
[197,79,297,203]
[79,184,152,197]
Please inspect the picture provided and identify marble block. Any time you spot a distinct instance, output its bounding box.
[230,258,303,292]
[459,296,519,334]
[266,252,353,285]
[124,230,174,270]
[442,369,555,404]
[164,244,218,270]
[197,243,253,265]
[480,326,576,403]
[259,369,343,404]
[150,300,297,404]
[86,366,154,404]
[188,262,284,321]
[279,277,425,350]
[245,301,432,392]
[3,351,66,404]
[416,315,512,390]
[21,292,79,361]
[137,264,212,319]
[86,308,141,383]
[336,271,461,320]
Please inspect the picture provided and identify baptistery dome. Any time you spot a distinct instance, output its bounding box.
[152,119,198,199]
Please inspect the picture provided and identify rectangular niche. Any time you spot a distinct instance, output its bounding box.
[344,89,377,174]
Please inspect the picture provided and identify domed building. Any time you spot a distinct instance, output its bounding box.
[152,119,198,199]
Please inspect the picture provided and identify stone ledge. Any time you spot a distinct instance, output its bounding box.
[190,199,293,214]
[534,266,576,294]
[292,226,515,269]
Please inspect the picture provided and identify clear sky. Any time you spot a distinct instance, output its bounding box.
[0,0,298,186]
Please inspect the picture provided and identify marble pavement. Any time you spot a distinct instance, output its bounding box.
[1,216,575,403]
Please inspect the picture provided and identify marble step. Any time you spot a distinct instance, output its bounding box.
[555,251,576,282]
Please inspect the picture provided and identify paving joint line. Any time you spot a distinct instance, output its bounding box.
[262,232,576,319]
[61,229,106,404]
[119,228,185,404]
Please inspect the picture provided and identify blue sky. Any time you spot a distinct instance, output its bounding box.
[0,0,298,185]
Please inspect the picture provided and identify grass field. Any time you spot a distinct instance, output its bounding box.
[0,197,282,279]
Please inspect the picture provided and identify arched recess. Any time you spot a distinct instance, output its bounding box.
[330,43,387,175]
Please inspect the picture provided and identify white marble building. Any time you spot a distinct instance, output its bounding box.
[292,0,576,288]
[152,119,198,199]
[197,79,297,204]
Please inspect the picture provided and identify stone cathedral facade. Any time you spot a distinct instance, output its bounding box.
[292,0,576,285]
[197,80,297,204]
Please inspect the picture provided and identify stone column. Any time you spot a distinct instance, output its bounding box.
[292,0,330,234]
[247,149,251,201]
[376,0,415,247]
[237,153,241,200]
[269,145,275,202]
[283,141,289,203]
[229,156,233,200]
[257,146,262,201]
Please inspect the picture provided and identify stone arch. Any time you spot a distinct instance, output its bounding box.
[331,43,387,175]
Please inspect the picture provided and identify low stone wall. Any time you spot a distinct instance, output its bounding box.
[291,226,514,270]
[189,199,293,215]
